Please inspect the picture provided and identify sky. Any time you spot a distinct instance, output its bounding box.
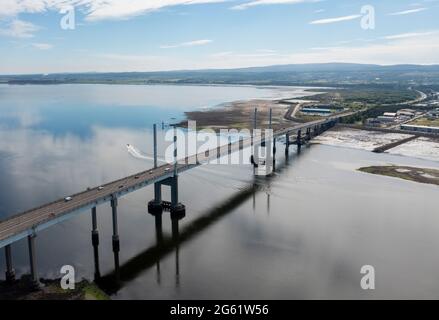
[0,0,438,74]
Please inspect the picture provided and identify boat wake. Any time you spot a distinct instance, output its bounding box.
[126,144,156,161]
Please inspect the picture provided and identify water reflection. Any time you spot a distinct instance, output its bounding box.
[96,145,302,295]
[97,183,259,294]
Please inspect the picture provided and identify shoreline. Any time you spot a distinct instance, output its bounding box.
[0,276,109,300]
[177,87,325,130]
[358,165,439,187]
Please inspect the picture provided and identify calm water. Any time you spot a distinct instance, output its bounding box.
[0,84,439,299]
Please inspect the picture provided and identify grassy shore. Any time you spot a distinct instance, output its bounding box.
[0,275,109,300]
[358,165,439,186]
[408,117,439,127]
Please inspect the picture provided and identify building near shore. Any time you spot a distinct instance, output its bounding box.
[400,124,439,134]
[301,108,333,116]
[377,115,396,123]
[428,109,439,119]
[366,118,382,127]
[397,109,416,118]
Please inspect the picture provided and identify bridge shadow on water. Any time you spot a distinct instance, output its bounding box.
[95,143,311,296]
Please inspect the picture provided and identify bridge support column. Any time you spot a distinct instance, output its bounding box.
[297,129,302,150]
[170,176,185,220]
[306,127,311,141]
[111,197,120,278]
[148,183,163,215]
[4,245,15,283]
[91,207,101,280]
[27,234,39,288]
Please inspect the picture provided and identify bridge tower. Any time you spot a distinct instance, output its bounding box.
[148,124,186,219]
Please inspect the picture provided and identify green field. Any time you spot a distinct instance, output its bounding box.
[408,117,439,127]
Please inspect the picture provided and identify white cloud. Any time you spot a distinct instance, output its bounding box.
[389,7,427,15]
[4,33,439,74]
[310,14,362,25]
[32,42,53,50]
[231,0,318,10]
[0,0,48,16]
[383,31,437,40]
[0,0,230,21]
[284,33,439,65]
[0,19,39,38]
[160,39,212,49]
[202,32,439,68]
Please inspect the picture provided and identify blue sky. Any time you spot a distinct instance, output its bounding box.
[0,0,438,74]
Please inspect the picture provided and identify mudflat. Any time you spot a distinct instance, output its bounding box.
[358,165,439,186]
[178,99,295,130]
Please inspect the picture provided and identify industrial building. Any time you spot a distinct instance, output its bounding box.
[400,124,439,134]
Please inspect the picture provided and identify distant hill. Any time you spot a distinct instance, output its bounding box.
[2,63,439,86]
[172,63,439,73]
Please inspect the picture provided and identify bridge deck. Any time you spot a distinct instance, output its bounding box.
[0,117,341,248]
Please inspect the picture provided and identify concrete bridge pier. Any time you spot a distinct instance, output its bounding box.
[306,127,311,141]
[91,207,101,280]
[170,176,186,221]
[296,129,302,150]
[27,234,39,288]
[148,183,163,215]
[110,196,120,279]
[148,177,185,218]
[314,125,320,136]
[4,244,15,283]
